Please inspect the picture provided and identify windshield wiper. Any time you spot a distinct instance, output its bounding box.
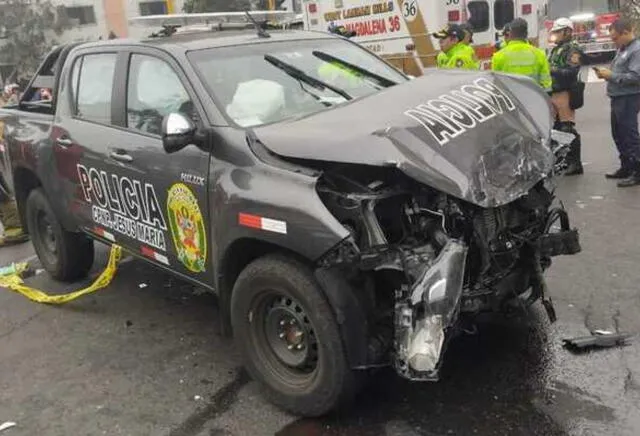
[312,51,398,88]
[264,54,353,101]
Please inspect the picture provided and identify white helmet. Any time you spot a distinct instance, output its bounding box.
[551,17,574,32]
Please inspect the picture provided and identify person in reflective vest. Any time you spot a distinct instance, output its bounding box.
[432,24,478,70]
[460,22,480,68]
[548,17,584,175]
[491,18,552,91]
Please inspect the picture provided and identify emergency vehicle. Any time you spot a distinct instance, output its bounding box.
[301,0,546,74]
[543,0,621,56]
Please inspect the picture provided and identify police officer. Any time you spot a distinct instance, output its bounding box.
[494,23,511,51]
[460,22,480,68]
[548,17,584,175]
[595,18,640,187]
[432,24,478,70]
[491,18,552,91]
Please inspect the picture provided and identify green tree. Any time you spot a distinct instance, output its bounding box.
[0,0,68,82]
[183,0,253,13]
[621,0,640,29]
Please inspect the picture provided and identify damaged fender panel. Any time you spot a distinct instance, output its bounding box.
[395,239,468,381]
[253,71,555,208]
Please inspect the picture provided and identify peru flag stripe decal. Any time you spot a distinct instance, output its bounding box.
[238,213,288,235]
[94,227,115,242]
[141,245,170,266]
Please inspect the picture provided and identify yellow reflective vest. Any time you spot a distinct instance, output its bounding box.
[491,40,552,91]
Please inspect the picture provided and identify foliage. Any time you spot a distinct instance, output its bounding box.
[0,0,68,81]
[621,0,640,29]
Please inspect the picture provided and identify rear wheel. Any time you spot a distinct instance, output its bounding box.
[230,254,357,417]
[26,188,94,281]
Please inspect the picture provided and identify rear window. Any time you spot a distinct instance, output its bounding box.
[187,38,407,128]
[73,53,117,125]
[468,1,490,33]
[494,0,515,31]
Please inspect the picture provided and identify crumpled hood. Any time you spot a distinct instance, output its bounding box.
[252,70,555,208]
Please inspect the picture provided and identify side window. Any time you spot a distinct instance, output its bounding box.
[127,54,193,136]
[494,0,515,31]
[468,1,490,33]
[75,53,117,125]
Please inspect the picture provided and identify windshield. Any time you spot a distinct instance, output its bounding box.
[549,0,620,19]
[187,38,408,127]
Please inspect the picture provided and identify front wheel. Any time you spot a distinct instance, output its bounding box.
[26,188,94,281]
[230,254,358,417]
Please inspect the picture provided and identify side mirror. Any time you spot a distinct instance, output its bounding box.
[162,113,197,153]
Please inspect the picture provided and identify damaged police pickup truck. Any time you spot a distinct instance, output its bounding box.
[0,23,580,417]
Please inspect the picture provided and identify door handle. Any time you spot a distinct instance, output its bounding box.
[55,137,73,148]
[109,150,134,163]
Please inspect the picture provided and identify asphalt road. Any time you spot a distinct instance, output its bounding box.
[1,78,640,436]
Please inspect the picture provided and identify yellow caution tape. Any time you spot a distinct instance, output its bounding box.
[0,245,123,304]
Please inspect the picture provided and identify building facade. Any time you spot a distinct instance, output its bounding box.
[52,0,186,42]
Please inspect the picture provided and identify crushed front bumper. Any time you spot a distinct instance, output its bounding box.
[392,207,581,382]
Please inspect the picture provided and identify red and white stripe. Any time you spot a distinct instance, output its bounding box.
[141,245,170,266]
[238,213,288,235]
[94,227,115,242]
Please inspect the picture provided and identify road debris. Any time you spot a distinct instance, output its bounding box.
[563,331,632,351]
[0,422,16,432]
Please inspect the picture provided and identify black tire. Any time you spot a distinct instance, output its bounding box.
[26,188,94,281]
[230,254,357,417]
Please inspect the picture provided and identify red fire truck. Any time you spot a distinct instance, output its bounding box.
[543,0,621,56]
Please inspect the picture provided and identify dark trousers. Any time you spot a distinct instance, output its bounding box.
[611,94,640,171]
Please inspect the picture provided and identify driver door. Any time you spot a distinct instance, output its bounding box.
[102,49,213,287]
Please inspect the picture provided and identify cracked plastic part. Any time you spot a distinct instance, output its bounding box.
[395,239,468,380]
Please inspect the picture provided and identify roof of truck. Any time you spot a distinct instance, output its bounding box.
[73,29,336,53]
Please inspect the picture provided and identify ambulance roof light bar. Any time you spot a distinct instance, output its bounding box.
[128,10,295,29]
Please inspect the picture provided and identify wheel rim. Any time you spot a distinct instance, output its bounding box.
[35,209,58,265]
[250,292,320,386]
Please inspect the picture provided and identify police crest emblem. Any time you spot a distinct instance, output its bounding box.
[167,183,207,273]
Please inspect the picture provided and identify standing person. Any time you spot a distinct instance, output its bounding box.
[0,84,19,107]
[459,22,480,69]
[548,17,584,175]
[432,24,477,70]
[595,18,640,187]
[0,120,28,246]
[491,18,552,92]
[494,23,511,51]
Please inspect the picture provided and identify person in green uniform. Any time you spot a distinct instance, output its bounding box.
[548,17,584,175]
[436,50,448,69]
[460,22,480,69]
[491,18,552,91]
[432,24,478,70]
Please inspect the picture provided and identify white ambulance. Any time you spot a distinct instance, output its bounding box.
[301,0,547,74]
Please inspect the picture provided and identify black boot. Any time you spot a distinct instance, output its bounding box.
[558,121,583,176]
